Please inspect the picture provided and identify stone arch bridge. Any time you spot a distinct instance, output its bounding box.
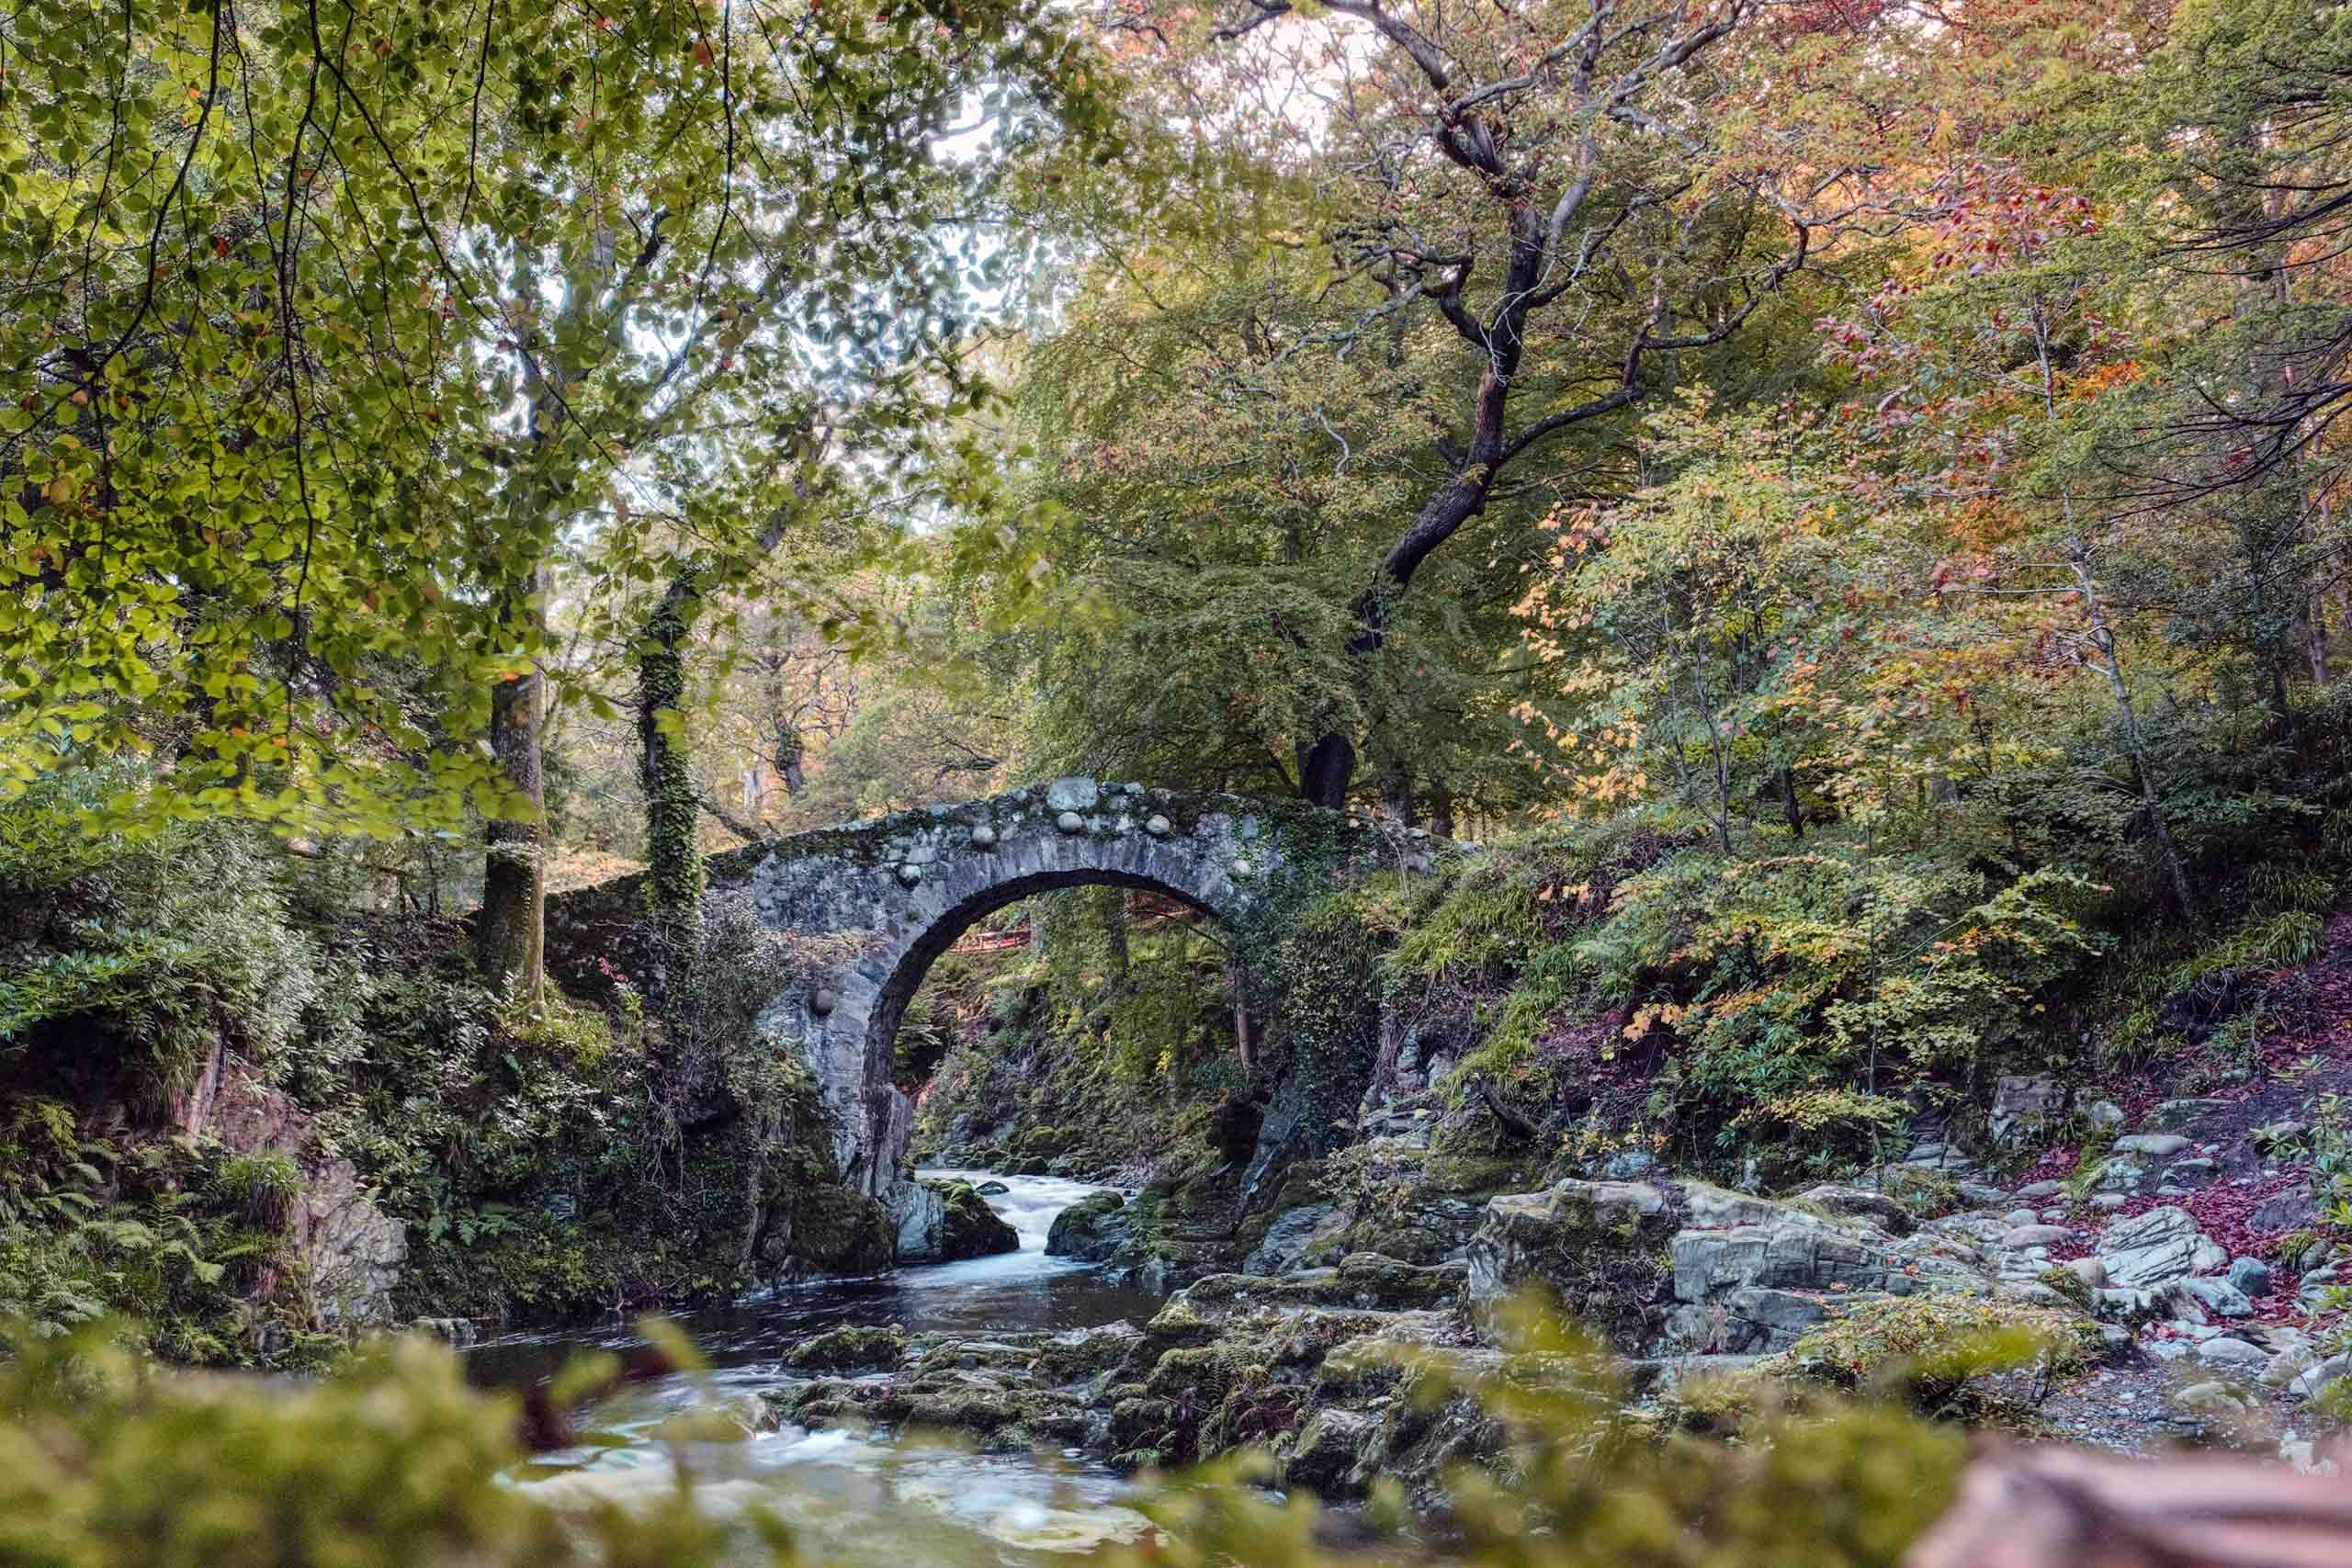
[549,778,1425,1208]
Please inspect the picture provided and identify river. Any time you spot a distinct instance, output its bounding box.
[469,1171,1169,1562]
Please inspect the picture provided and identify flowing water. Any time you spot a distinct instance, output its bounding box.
[469,1171,1168,1563]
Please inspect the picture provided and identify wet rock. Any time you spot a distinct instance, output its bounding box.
[2226,1257,2274,1297]
[894,1184,945,1259]
[1046,1190,1132,1262]
[975,1180,1011,1196]
[915,1180,1019,1261]
[1283,1407,1378,1494]
[1242,1203,1348,1275]
[781,1325,910,1371]
[1037,1322,1144,1382]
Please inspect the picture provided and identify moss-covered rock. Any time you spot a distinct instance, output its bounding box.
[1045,1190,1131,1261]
[934,1180,1019,1260]
[1464,1179,1681,1349]
[779,1325,909,1371]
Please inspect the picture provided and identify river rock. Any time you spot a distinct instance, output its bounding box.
[2000,1224,2074,1251]
[2227,1257,2274,1297]
[895,1184,945,1258]
[2113,1133,2190,1159]
[2291,1353,2352,1399]
[1045,1190,1132,1263]
[2171,1380,2256,1415]
[2177,1275,2256,1318]
[2097,1205,2204,1288]
[2264,1342,2324,1389]
[899,1179,1019,1263]
[2194,1336,2268,1371]
[781,1325,910,1371]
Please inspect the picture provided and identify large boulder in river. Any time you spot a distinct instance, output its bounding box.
[897,1179,1019,1262]
[1046,1190,1133,1261]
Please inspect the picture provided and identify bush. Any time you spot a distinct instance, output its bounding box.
[1773,1293,2100,1418]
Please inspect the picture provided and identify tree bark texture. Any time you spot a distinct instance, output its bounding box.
[478,567,548,1002]
[639,568,707,951]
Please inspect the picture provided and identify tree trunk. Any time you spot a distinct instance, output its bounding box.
[2072,550,2199,919]
[1428,781,1455,840]
[639,568,706,953]
[1780,767,1804,840]
[478,568,548,1003]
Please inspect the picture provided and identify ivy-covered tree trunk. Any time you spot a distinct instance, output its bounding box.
[639,569,707,953]
[478,569,548,1003]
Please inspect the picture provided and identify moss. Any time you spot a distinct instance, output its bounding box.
[780,1325,909,1371]
[1773,1293,2100,1419]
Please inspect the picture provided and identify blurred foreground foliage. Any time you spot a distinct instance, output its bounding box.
[0,1301,1982,1568]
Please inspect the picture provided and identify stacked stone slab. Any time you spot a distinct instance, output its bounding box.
[1464,1178,2011,1356]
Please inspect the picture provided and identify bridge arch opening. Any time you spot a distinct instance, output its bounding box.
[866,868,1227,1087]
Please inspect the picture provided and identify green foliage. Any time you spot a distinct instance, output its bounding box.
[1774,1293,2100,1419]
[0,0,1115,839]
[1129,1303,1967,1568]
[0,1325,782,1568]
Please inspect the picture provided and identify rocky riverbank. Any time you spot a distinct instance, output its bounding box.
[752,1133,2352,1506]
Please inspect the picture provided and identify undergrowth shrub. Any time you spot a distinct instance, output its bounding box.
[1773,1293,2100,1422]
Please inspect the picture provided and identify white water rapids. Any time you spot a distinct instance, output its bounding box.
[481,1172,1162,1562]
